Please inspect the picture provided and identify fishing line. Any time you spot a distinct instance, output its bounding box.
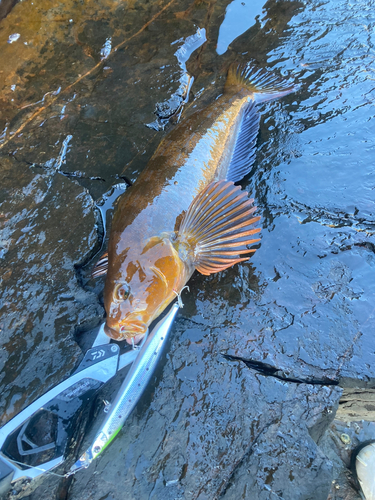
[173,285,190,307]
[6,457,69,479]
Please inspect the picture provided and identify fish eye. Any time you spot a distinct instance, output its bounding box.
[114,283,130,302]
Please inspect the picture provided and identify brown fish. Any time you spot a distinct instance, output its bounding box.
[93,63,298,342]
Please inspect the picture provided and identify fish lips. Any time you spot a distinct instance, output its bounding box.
[104,319,148,340]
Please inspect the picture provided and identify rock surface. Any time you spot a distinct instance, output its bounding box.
[0,157,101,423]
[0,0,374,498]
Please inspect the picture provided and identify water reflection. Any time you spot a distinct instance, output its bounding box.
[216,0,265,55]
[147,27,207,130]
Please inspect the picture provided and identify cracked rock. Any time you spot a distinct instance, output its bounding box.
[0,0,374,497]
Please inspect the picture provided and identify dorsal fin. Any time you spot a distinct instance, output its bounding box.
[225,101,260,183]
[177,181,261,275]
[92,252,108,278]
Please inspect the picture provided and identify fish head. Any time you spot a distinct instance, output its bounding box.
[104,235,190,342]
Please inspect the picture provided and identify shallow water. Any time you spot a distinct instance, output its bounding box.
[0,0,374,498]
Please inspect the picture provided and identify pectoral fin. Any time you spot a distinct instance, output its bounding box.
[177,181,261,275]
[92,252,108,278]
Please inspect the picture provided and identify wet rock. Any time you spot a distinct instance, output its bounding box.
[0,0,18,21]
[35,322,341,500]
[319,420,375,500]
[0,0,374,497]
[0,157,102,421]
[146,29,206,130]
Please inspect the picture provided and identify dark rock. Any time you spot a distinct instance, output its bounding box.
[0,0,18,21]
[36,328,341,500]
[0,157,102,422]
[320,420,375,500]
[0,0,374,498]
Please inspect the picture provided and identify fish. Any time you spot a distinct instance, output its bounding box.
[93,63,299,343]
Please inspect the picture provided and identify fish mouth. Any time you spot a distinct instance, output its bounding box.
[104,323,122,340]
[104,320,148,340]
[120,320,148,335]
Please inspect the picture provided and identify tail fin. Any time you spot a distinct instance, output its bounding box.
[225,62,299,103]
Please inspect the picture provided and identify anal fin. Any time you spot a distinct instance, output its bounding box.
[178,181,261,276]
[225,101,260,183]
[92,252,108,278]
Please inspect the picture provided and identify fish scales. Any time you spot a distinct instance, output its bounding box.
[96,63,299,341]
[111,92,247,239]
